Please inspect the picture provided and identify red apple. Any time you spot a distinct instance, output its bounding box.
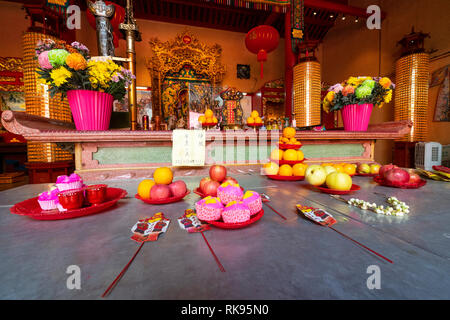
[209,165,227,182]
[222,176,238,185]
[408,172,421,184]
[199,177,211,192]
[150,184,171,200]
[202,180,220,197]
[385,168,410,184]
[169,180,187,198]
[379,164,398,178]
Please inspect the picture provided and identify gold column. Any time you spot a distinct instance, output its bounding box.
[293,59,321,128]
[394,52,429,142]
[22,31,72,162]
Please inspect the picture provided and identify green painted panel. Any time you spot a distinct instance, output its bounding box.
[302,144,364,158]
[93,147,172,164]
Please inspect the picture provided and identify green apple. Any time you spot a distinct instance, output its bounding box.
[326,172,353,191]
[357,163,370,174]
[323,165,337,176]
[305,165,327,186]
[370,163,381,174]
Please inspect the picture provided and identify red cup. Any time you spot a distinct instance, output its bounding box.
[85,184,107,205]
[58,189,85,210]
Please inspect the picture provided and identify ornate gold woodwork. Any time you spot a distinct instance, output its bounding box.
[0,57,24,92]
[147,31,225,118]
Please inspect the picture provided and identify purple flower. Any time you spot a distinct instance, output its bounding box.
[71,41,89,53]
[329,83,343,93]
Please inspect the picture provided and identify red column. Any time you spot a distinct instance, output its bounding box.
[284,9,296,120]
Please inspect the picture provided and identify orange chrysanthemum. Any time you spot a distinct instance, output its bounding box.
[66,53,87,71]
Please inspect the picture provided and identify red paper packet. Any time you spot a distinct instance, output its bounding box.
[296,204,337,227]
[130,212,170,243]
[178,209,211,233]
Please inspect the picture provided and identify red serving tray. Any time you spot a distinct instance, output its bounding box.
[201,209,264,230]
[201,122,216,127]
[247,123,263,127]
[193,186,244,198]
[135,190,190,204]
[277,143,302,150]
[266,175,305,181]
[276,159,306,165]
[10,187,127,220]
[373,176,427,189]
[314,184,361,195]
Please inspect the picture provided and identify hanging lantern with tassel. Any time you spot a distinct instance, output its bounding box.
[245,25,280,79]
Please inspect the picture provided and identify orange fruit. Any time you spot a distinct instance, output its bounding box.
[270,148,284,161]
[263,162,279,175]
[137,179,156,200]
[278,164,293,176]
[289,137,297,144]
[254,117,262,124]
[296,150,304,161]
[247,117,255,124]
[251,110,259,118]
[281,137,290,143]
[283,149,298,161]
[198,115,206,124]
[204,109,213,118]
[153,167,173,185]
[343,163,356,175]
[283,127,296,139]
[212,117,218,124]
[321,163,334,167]
[333,164,344,173]
[205,117,213,124]
[293,163,308,176]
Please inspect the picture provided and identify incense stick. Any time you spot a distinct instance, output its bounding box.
[102,242,145,298]
[328,226,393,264]
[201,231,226,272]
[262,200,287,220]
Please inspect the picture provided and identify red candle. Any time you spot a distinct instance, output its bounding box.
[86,184,107,205]
[58,189,85,210]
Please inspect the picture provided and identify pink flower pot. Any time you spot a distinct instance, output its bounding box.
[341,103,373,131]
[67,90,114,131]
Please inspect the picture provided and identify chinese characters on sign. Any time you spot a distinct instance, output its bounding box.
[172,129,206,166]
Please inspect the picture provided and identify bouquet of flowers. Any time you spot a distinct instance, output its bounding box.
[322,76,395,112]
[35,39,134,101]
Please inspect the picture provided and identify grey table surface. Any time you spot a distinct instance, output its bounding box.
[1,173,450,300]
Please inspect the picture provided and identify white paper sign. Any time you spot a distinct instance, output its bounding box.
[172,129,206,166]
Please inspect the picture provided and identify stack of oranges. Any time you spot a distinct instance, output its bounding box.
[198,108,218,125]
[246,110,263,125]
[263,127,307,177]
[279,127,302,147]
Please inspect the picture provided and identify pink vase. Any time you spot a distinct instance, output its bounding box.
[67,90,114,131]
[341,103,373,131]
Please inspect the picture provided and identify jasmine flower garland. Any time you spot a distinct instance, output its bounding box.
[347,196,409,216]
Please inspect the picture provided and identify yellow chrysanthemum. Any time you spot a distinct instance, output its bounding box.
[66,53,87,71]
[322,99,330,113]
[384,89,393,103]
[379,77,392,89]
[378,102,385,108]
[347,77,362,87]
[50,66,72,87]
[87,59,121,89]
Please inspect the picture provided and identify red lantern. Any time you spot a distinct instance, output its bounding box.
[245,25,280,79]
[86,1,125,48]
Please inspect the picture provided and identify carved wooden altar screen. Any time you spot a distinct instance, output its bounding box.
[147,32,225,129]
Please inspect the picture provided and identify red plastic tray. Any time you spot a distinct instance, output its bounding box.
[201,122,216,127]
[247,123,263,127]
[135,190,190,204]
[200,209,264,229]
[373,176,427,189]
[277,143,302,150]
[266,175,305,181]
[275,159,306,165]
[314,184,361,195]
[10,187,127,220]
